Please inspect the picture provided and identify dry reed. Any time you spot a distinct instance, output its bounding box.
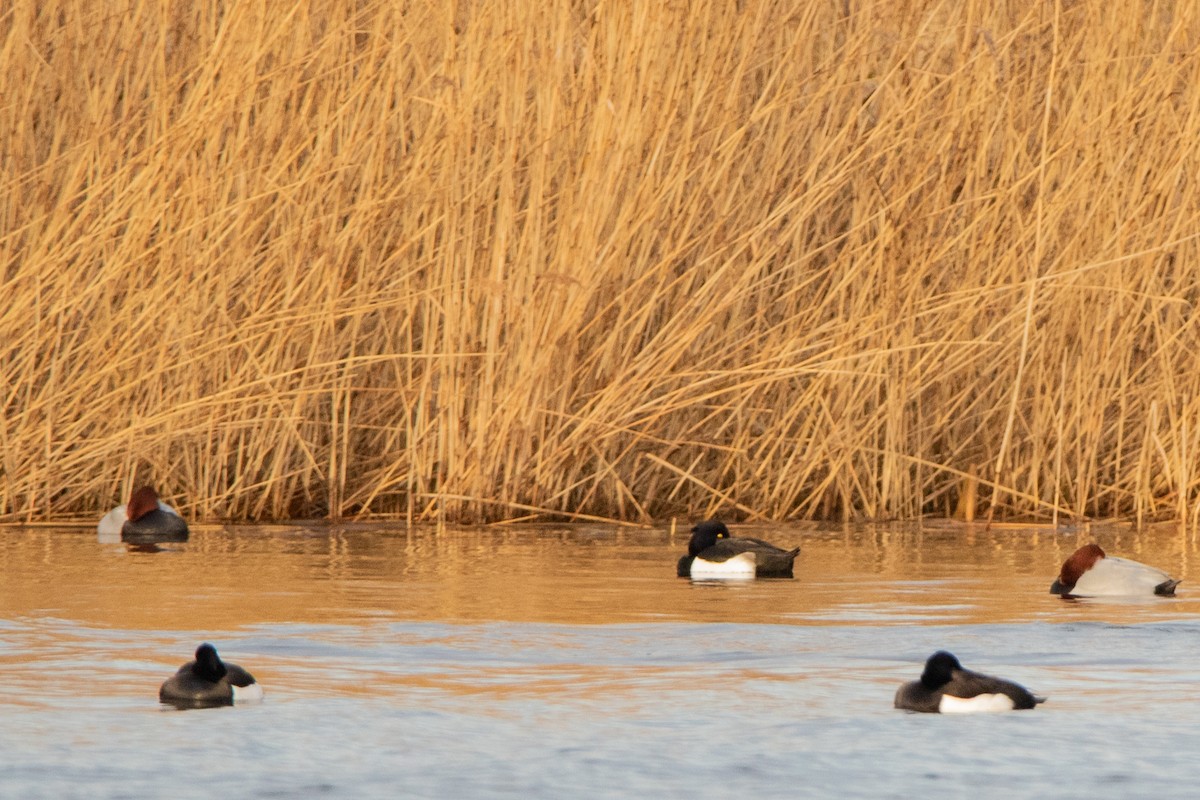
[3,0,1200,524]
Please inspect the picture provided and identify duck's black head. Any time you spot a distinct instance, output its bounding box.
[193,643,228,682]
[920,650,962,689]
[688,520,731,556]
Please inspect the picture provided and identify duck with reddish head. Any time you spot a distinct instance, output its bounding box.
[1051,543,1179,597]
[676,520,800,579]
[895,651,1045,714]
[97,486,189,543]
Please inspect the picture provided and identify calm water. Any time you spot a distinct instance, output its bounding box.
[3,520,1200,798]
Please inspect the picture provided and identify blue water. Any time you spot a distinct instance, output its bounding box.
[2,523,1199,798]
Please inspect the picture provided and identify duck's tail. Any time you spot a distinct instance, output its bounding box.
[1155,578,1181,596]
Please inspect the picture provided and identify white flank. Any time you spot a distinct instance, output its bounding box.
[233,683,265,703]
[689,551,757,579]
[97,505,128,537]
[939,693,1016,714]
[1070,556,1174,596]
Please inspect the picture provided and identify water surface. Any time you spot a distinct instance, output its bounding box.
[2,520,1199,798]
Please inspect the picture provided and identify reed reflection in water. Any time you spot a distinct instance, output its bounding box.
[2,521,1200,798]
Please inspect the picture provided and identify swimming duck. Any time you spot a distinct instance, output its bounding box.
[1050,543,1179,597]
[894,651,1045,713]
[676,520,800,578]
[159,643,263,708]
[97,486,189,543]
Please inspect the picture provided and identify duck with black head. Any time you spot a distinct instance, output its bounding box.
[97,486,189,543]
[676,520,800,579]
[159,643,263,709]
[895,651,1045,714]
[1051,543,1179,597]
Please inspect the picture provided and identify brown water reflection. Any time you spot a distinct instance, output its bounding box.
[3,520,1199,630]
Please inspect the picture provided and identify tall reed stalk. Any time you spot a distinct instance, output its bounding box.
[3,0,1200,524]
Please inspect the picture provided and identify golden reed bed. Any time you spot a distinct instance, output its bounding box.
[3,1,1200,525]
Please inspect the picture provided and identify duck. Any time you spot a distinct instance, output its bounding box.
[676,520,800,578]
[159,643,263,708]
[894,651,1045,713]
[1050,543,1179,597]
[97,486,189,543]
